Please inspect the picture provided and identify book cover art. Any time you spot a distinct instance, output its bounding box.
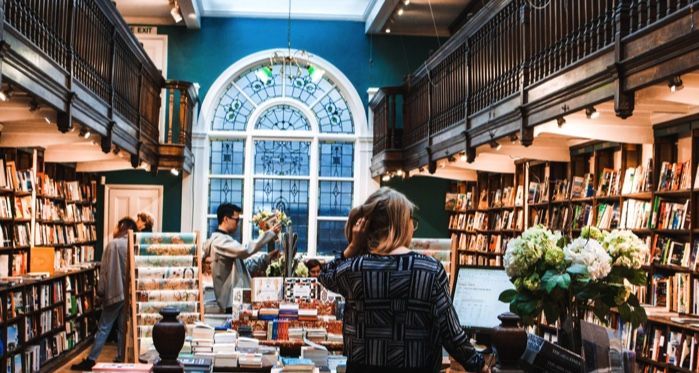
[135,232,196,245]
[137,244,197,256]
[136,278,197,291]
[251,277,283,302]
[136,267,198,280]
[284,277,318,301]
[444,193,458,212]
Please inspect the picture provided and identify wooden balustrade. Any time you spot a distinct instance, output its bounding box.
[372,0,697,161]
[370,87,403,155]
[1,0,167,166]
[164,80,198,148]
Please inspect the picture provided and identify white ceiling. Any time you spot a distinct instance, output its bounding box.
[114,0,471,36]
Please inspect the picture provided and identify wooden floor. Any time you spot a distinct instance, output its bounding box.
[55,343,117,373]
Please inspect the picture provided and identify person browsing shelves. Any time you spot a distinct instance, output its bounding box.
[318,187,489,373]
[204,203,281,312]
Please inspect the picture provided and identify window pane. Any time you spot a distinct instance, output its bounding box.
[212,87,253,131]
[255,104,310,131]
[210,140,245,175]
[319,181,353,216]
[208,218,242,242]
[234,64,284,105]
[319,142,354,177]
[284,63,334,104]
[316,220,347,255]
[254,140,311,176]
[313,88,354,134]
[208,179,243,214]
[253,178,309,253]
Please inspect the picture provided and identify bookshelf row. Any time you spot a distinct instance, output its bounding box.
[0,148,98,278]
[0,267,100,373]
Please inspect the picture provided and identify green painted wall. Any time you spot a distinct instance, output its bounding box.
[96,170,182,257]
[383,176,451,239]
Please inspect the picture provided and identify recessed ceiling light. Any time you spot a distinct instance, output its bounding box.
[385,28,391,34]
[398,8,404,16]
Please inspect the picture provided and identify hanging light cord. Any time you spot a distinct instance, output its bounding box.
[426,0,442,48]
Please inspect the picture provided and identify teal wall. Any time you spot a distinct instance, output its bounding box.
[96,170,182,257]
[383,176,452,239]
[160,18,442,106]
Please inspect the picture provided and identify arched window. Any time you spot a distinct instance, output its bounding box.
[198,50,369,255]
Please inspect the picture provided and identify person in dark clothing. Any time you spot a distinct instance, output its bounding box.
[71,217,137,371]
[318,187,488,373]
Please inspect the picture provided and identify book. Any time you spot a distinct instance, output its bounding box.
[92,363,153,372]
[251,277,283,302]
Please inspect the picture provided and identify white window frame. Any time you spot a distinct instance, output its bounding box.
[192,49,376,256]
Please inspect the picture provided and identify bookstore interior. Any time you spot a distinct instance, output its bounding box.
[3,0,699,373]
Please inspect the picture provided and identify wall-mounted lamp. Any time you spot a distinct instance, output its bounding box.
[585,106,599,120]
[557,116,566,127]
[669,75,684,92]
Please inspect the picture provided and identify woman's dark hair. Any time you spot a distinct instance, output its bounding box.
[137,211,154,232]
[305,259,322,270]
[114,217,137,238]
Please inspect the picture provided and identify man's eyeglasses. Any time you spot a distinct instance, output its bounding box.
[227,216,241,222]
[411,216,419,231]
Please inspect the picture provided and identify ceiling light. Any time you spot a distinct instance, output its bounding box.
[255,66,273,84]
[381,174,391,182]
[385,28,391,34]
[396,169,404,177]
[669,76,683,92]
[398,8,404,16]
[0,85,13,102]
[170,168,180,176]
[43,116,50,124]
[460,153,467,162]
[170,4,183,23]
[403,0,410,5]
[585,106,599,120]
[0,91,6,102]
[307,65,325,84]
[557,116,566,127]
[79,128,91,139]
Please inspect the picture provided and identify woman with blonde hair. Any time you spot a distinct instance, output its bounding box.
[318,187,488,373]
[136,211,155,232]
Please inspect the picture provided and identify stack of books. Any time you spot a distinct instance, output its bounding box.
[279,303,299,320]
[280,357,315,372]
[258,307,280,321]
[327,333,343,343]
[237,337,259,353]
[191,323,215,356]
[289,327,304,341]
[301,346,329,368]
[238,352,263,368]
[306,327,327,342]
[298,308,318,321]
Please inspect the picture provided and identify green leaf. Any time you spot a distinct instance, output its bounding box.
[499,289,518,303]
[567,264,588,275]
[544,277,558,293]
[627,293,641,308]
[557,273,572,289]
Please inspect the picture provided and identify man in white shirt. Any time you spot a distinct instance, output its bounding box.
[203,203,281,312]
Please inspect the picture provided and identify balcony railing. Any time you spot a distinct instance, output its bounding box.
[159,80,198,173]
[2,0,165,165]
[371,0,698,160]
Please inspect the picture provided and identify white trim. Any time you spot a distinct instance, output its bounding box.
[317,216,349,222]
[199,10,366,22]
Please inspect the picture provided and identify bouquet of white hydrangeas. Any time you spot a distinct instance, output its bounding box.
[500,225,648,352]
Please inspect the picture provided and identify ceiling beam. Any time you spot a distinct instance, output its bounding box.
[180,0,201,29]
[365,0,399,34]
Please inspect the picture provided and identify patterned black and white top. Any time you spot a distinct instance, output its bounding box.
[319,252,484,373]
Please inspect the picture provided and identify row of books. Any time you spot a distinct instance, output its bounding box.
[13,196,31,220]
[0,160,33,193]
[597,168,623,197]
[450,232,512,254]
[619,199,652,230]
[35,198,97,223]
[657,161,695,192]
[457,252,502,267]
[621,163,652,195]
[639,322,699,368]
[649,273,691,313]
[487,185,524,208]
[596,203,620,230]
[651,237,696,268]
[448,212,488,231]
[490,209,524,231]
[528,178,550,204]
[35,174,93,202]
[651,198,690,230]
[445,193,473,212]
[55,246,95,270]
[34,223,97,246]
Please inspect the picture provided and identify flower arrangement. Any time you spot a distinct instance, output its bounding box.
[266,257,308,277]
[251,209,292,236]
[499,225,648,351]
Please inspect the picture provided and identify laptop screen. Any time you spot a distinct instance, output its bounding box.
[451,267,514,329]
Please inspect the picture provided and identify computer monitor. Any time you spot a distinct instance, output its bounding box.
[451,267,514,330]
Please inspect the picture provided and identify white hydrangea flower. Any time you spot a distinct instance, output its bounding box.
[564,238,612,280]
[503,226,556,278]
[602,230,648,269]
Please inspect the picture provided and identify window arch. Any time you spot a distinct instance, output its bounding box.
[199,50,368,255]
